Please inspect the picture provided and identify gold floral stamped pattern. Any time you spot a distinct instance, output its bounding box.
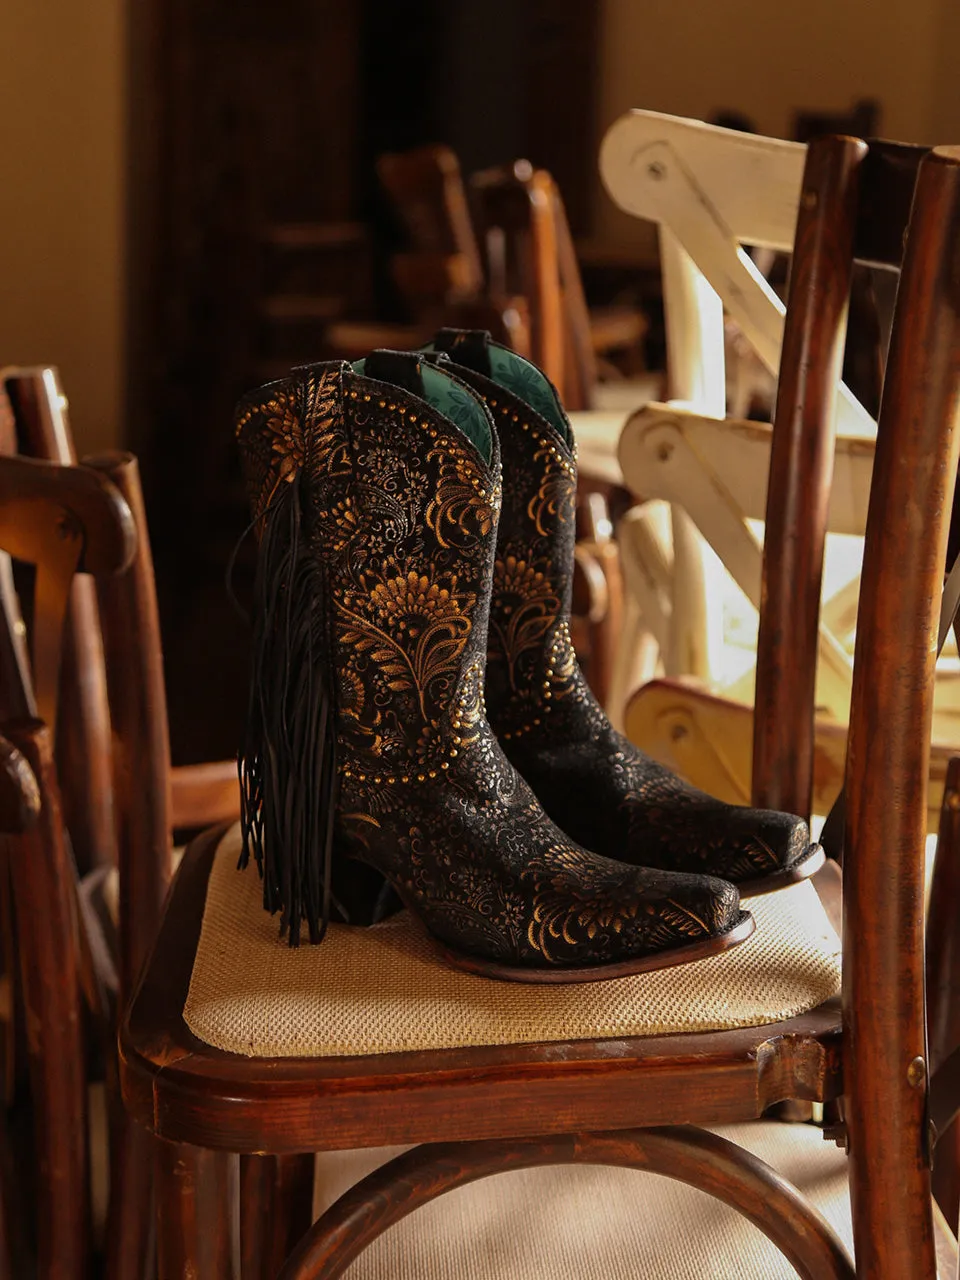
[337,571,475,722]
[489,555,561,691]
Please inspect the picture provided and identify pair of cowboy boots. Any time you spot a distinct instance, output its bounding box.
[234,333,822,983]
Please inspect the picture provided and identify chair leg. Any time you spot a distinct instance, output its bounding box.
[155,1139,236,1280]
[240,1154,315,1279]
[105,1115,155,1280]
[4,724,89,1280]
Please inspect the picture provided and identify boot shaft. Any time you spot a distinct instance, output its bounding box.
[426,330,583,732]
[236,357,502,771]
[234,356,503,939]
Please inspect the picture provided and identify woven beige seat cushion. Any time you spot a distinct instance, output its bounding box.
[185,824,840,1058]
[312,1121,851,1279]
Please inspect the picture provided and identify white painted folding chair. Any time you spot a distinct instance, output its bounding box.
[593,110,960,825]
[598,108,874,700]
[570,112,818,722]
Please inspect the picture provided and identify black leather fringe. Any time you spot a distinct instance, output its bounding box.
[238,471,337,945]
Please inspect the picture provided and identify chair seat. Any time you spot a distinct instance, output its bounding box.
[120,826,843,1153]
[184,824,840,1060]
[313,1120,957,1278]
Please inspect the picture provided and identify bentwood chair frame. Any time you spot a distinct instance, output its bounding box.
[0,451,138,1280]
[0,374,241,1279]
[110,140,960,1279]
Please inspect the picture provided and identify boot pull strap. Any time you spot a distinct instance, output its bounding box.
[365,350,426,399]
[432,328,493,377]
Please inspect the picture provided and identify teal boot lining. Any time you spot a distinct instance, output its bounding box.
[352,358,493,464]
[420,340,572,446]
[486,346,572,446]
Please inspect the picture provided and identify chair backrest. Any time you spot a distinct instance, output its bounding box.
[837,143,960,1277]
[0,448,174,992]
[549,174,599,411]
[376,144,486,317]
[684,128,958,1276]
[471,161,599,410]
[605,114,930,814]
[753,138,926,819]
[0,444,179,1276]
[0,366,117,875]
[471,161,566,394]
[0,453,136,1278]
[600,111,876,703]
[599,109,876,434]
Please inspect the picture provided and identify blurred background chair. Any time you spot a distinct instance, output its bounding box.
[470,159,651,411]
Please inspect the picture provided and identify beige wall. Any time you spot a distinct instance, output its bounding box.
[0,0,126,453]
[594,0,948,249]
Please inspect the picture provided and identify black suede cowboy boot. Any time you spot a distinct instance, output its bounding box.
[234,352,753,981]
[424,329,824,894]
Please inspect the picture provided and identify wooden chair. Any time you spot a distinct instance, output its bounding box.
[115,141,960,1278]
[470,161,649,413]
[376,144,486,317]
[254,222,374,384]
[0,366,241,837]
[0,452,137,1280]
[0,401,242,1277]
[466,163,643,707]
[318,146,518,362]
